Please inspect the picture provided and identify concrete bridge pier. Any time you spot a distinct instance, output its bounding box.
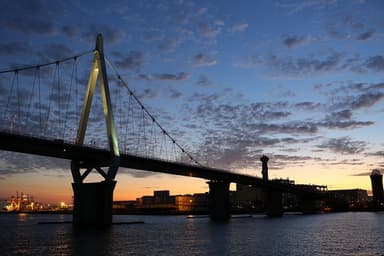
[208,180,230,221]
[70,160,119,226]
[265,189,283,217]
[72,181,116,226]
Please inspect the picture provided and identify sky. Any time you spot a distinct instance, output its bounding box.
[0,0,383,204]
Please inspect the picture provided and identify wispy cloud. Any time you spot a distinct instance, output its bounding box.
[282,35,309,48]
[230,23,248,32]
[317,137,366,154]
[113,51,145,71]
[356,31,375,41]
[193,53,216,67]
[138,72,189,81]
[196,75,213,86]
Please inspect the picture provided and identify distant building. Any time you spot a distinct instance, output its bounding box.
[113,200,137,213]
[175,193,208,213]
[136,190,175,209]
[234,184,264,210]
[328,189,369,207]
[370,169,384,207]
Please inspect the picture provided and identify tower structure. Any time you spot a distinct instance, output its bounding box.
[71,33,120,226]
[260,155,269,181]
[370,169,384,208]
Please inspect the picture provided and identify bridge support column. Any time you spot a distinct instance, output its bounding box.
[208,180,230,221]
[298,196,318,214]
[72,180,116,226]
[266,189,283,217]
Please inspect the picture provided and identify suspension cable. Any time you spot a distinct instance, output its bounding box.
[25,67,39,133]
[105,57,202,166]
[64,57,77,140]
[0,50,94,74]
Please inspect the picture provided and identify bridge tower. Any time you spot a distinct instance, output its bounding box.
[208,180,230,221]
[260,155,269,181]
[260,156,283,217]
[370,169,384,208]
[71,34,120,226]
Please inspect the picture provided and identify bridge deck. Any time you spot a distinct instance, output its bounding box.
[0,131,323,196]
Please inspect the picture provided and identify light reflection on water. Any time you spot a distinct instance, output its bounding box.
[1,212,384,255]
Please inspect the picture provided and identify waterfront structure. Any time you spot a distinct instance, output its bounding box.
[234,184,264,211]
[327,189,369,209]
[175,193,209,213]
[1,192,70,212]
[137,190,175,210]
[0,34,337,226]
[260,155,269,181]
[370,169,384,207]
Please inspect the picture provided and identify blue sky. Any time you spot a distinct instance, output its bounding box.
[0,0,383,202]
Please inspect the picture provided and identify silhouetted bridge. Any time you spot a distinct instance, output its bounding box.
[0,34,327,226]
[0,130,326,220]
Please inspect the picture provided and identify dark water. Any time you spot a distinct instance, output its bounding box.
[1,212,384,255]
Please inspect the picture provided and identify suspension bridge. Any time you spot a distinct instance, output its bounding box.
[0,34,325,226]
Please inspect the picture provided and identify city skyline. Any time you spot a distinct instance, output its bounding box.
[0,0,384,203]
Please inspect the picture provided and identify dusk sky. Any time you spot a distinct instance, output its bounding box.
[0,0,383,203]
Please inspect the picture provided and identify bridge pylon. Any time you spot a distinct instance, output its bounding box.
[208,180,230,221]
[71,33,120,226]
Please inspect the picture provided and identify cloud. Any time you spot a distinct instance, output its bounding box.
[114,51,145,71]
[356,31,375,40]
[248,122,318,134]
[318,109,374,129]
[169,87,182,99]
[0,151,69,179]
[0,42,30,56]
[193,54,216,67]
[142,31,163,42]
[138,72,190,81]
[332,159,364,166]
[237,52,383,75]
[320,119,374,129]
[276,0,339,14]
[153,72,189,81]
[62,26,79,38]
[350,171,375,177]
[268,52,343,75]
[326,110,352,120]
[197,22,222,38]
[158,37,180,52]
[317,137,366,154]
[230,23,249,32]
[82,24,124,44]
[294,102,324,111]
[196,75,213,86]
[197,7,208,15]
[38,43,75,61]
[332,91,384,110]
[342,15,365,30]
[1,1,64,36]
[119,168,160,178]
[328,30,349,40]
[366,151,384,157]
[282,35,308,48]
[138,88,158,99]
[234,55,263,68]
[365,56,384,72]
[6,17,56,36]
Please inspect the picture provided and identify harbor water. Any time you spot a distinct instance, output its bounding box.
[1,212,384,255]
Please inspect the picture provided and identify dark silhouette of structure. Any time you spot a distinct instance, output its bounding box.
[0,34,329,226]
[260,155,269,181]
[260,155,283,217]
[370,169,384,208]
